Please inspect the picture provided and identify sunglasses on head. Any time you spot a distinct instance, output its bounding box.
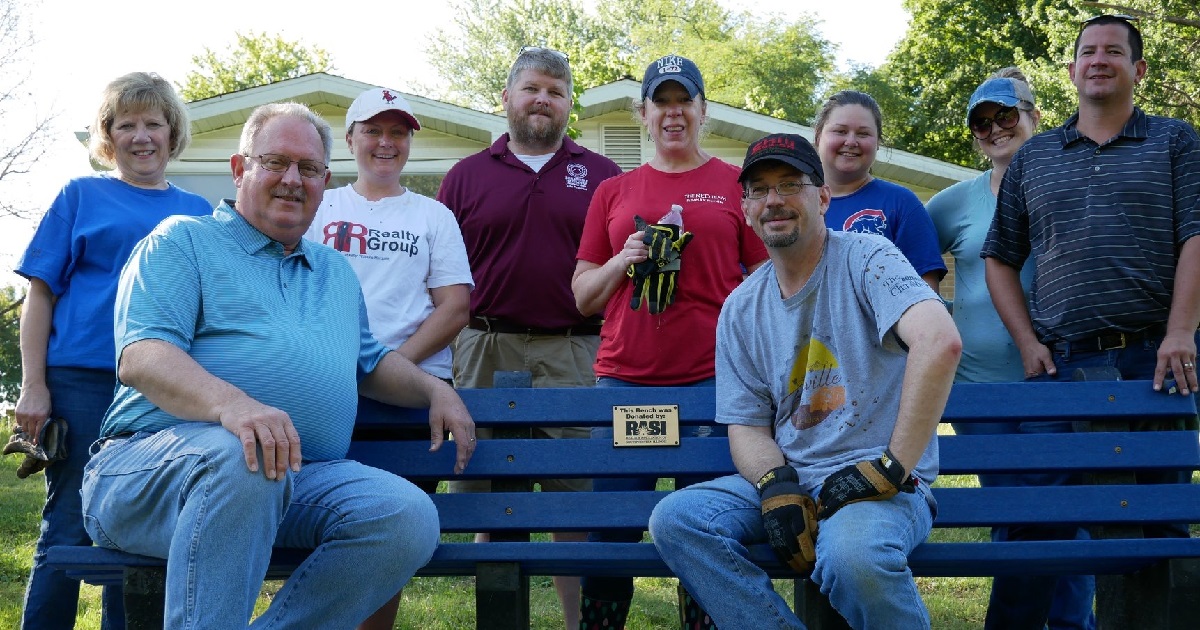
[518,46,569,62]
[969,105,1022,139]
[1083,13,1140,25]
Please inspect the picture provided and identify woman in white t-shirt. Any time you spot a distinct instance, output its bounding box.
[304,87,473,630]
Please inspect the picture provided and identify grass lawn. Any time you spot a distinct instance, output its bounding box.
[0,425,996,628]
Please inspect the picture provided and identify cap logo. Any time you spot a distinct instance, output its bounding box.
[749,135,796,156]
[381,90,398,104]
[657,55,685,75]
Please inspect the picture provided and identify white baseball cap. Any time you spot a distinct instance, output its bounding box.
[345,88,421,131]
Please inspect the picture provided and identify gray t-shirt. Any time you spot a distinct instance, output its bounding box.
[715,230,941,494]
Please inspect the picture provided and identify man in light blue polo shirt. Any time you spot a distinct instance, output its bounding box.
[80,102,476,628]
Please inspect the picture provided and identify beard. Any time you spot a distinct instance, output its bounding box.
[762,229,800,248]
[508,106,567,150]
[759,210,800,248]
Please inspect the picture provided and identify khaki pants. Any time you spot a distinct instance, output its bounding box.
[449,328,599,492]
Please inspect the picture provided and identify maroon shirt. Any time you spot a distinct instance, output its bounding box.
[437,135,623,329]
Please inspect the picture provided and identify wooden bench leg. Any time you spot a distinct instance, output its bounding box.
[122,566,165,630]
[476,562,529,630]
[795,579,851,630]
[1167,558,1200,630]
[1096,562,1169,630]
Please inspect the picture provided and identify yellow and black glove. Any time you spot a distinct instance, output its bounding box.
[627,215,693,314]
[756,465,819,574]
[816,448,915,520]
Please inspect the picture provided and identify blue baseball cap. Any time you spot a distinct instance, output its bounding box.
[641,55,705,101]
[965,78,1035,124]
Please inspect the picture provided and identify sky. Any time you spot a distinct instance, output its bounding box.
[0,0,911,281]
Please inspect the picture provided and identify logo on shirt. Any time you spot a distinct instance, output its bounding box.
[322,221,420,257]
[783,338,845,430]
[565,163,589,190]
[843,209,888,236]
[683,193,728,205]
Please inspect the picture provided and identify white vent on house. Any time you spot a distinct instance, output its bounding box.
[602,126,643,171]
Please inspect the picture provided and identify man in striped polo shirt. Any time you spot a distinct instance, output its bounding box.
[80,102,476,628]
[981,13,1200,627]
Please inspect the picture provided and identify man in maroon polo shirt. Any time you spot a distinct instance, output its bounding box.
[435,46,622,630]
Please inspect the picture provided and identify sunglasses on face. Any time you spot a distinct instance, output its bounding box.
[969,105,1022,139]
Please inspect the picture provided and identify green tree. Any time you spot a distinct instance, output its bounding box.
[426,0,836,125]
[0,285,23,404]
[177,31,335,101]
[844,0,1200,168]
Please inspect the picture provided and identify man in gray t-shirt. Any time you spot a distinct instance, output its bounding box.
[649,134,961,629]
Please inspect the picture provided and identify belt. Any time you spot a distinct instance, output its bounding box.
[1050,325,1165,354]
[95,433,135,453]
[468,315,602,337]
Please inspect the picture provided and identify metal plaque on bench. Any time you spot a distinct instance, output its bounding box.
[611,405,680,447]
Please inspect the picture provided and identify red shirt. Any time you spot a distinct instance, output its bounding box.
[577,158,768,384]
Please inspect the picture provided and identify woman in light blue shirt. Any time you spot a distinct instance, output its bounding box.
[928,68,1095,630]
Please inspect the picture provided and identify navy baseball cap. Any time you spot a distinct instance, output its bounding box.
[966,78,1034,124]
[641,55,705,101]
[739,134,824,185]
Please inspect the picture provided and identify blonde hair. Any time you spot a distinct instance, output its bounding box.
[89,72,191,167]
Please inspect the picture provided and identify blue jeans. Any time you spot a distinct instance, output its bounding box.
[582,376,719,601]
[81,422,439,629]
[986,333,1200,630]
[945,415,1099,624]
[23,367,124,630]
[650,474,935,629]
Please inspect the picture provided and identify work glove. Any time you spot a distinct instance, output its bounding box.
[817,448,915,520]
[3,417,68,479]
[756,465,819,574]
[627,215,693,314]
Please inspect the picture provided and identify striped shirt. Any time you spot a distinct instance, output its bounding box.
[102,201,390,461]
[982,108,1200,343]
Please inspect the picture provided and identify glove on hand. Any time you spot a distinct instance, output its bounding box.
[817,448,915,520]
[756,465,819,574]
[3,417,68,479]
[627,215,693,314]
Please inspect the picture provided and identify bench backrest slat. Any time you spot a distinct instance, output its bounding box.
[347,431,1199,479]
[425,484,1200,532]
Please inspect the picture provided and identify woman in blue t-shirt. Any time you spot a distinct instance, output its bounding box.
[13,72,211,629]
[813,90,946,292]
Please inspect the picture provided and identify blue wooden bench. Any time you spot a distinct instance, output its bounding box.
[47,380,1200,628]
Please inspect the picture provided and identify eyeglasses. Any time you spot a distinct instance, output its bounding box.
[518,46,569,63]
[968,105,1023,139]
[245,153,328,179]
[1083,13,1140,25]
[744,180,815,200]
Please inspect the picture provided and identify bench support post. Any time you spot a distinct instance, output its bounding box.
[795,579,851,630]
[476,562,529,630]
[122,566,165,630]
[1097,561,1169,629]
[1167,558,1200,630]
